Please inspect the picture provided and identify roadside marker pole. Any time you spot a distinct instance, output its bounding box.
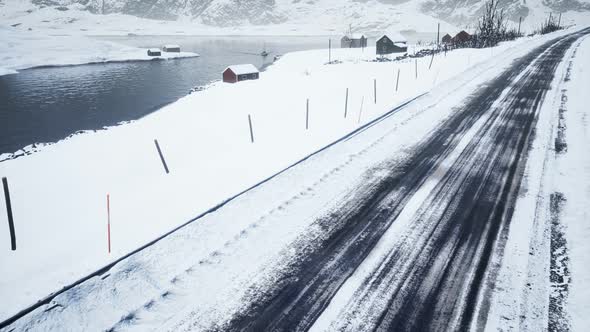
[248,114,255,143]
[374,79,377,104]
[329,39,332,63]
[415,59,418,79]
[306,99,309,130]
[2,177,16,251]
[358,96,364,124]
[154,139,169,174]
[396,68,400,92]
[107,193,111,254]
[344,88,349,118]
[429,52,435,70]
[518,16,522,35]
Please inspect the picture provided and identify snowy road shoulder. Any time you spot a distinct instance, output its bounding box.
[548,35,590,331]
[483,32,590,332]
[0,26,199,76]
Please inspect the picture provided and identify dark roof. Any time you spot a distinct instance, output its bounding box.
[452,30,471,43]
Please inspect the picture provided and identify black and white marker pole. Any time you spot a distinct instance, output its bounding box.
[2,177,16,251]
[154,139,169,174]
[306,99,310,130]
[248,114,255,143]
[344,88,349,118]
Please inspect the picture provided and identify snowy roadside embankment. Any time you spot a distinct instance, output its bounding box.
[484,33,590,331]
[0,26,198,76]
[0,28,585,323]
[557,36,590,331]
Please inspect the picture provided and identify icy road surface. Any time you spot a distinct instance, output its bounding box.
[225,28,590,332]
[2,28,589,331]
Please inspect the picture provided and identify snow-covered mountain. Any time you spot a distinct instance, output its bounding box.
[26,0,590,28]
[1,0,588,37]
[31,0,287,23]
[422,0,590,24]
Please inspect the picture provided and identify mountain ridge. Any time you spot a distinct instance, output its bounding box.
[21,0,590,31]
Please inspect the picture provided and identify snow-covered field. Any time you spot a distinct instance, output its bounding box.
[0,24,588,325]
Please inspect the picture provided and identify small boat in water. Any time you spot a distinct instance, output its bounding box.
[261,42,270,57]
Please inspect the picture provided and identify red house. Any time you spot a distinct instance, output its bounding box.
[223,64,260,83]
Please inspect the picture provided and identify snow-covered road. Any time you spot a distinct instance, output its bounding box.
[221,28,590,332]
[2,28,589,331]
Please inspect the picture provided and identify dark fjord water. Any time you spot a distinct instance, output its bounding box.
[0,35,332,155]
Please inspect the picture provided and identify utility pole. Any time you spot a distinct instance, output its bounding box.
[437,23,440,49]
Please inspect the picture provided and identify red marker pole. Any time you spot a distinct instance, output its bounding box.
[107,194,111,254]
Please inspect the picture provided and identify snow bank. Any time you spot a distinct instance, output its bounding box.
[0,26,198,76]
[553,36,590,331]
[0,28,585,323]
[484,31,590,332]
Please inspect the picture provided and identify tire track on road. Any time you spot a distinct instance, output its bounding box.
[314,30,589,332]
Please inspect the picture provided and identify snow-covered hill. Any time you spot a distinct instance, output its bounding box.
[20,0,590,30]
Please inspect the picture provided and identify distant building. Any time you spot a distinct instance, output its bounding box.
[341,34,368,48]
[162,45,181,52]
[223,64,260,83]
[441,33,452,44]
[147,48,161,56]
[451,31,471,45]
[376,32,408,55]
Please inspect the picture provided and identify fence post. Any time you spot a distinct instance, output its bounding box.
[2,177,16,251]
[154,139,169,174]
[306,99,309,130]
[396,68,400,92]
[248,114,254,143]
[107,193,111,254]
[374,79,377,104]
[358,96,364,124]
[329,39,332,63]
[344,88,349,118]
